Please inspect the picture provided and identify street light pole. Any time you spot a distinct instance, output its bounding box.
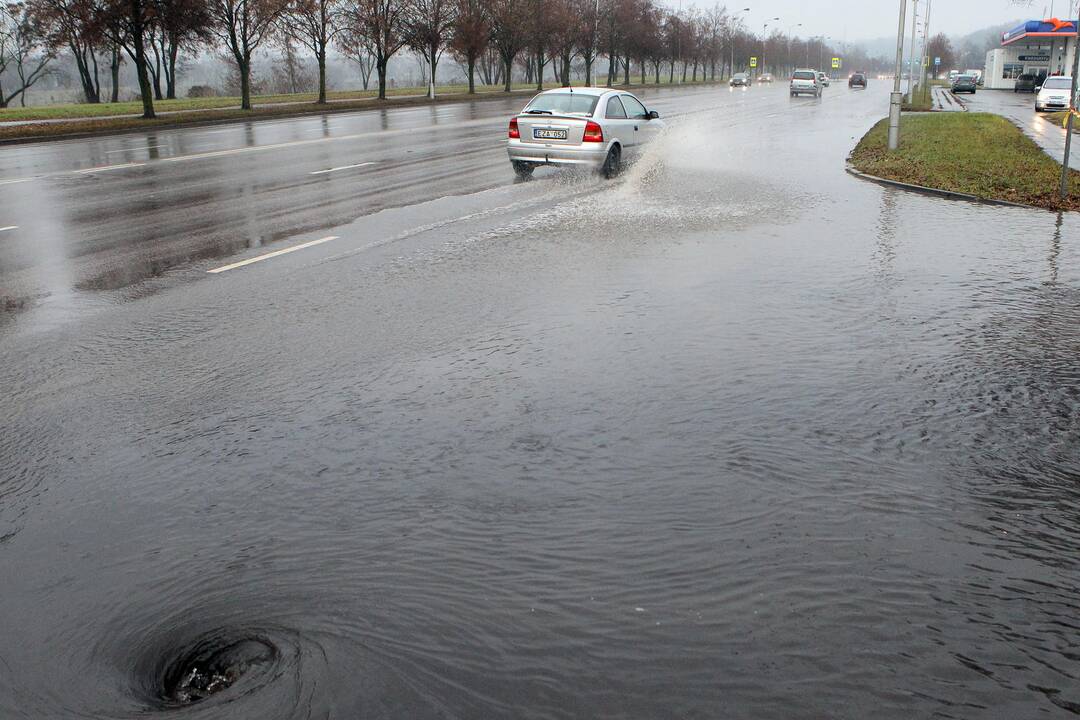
[762,17,779,76]
[730,7,750,80]
[1059,6,1080,199]
[907,0,919,97]
[888,0,908,151]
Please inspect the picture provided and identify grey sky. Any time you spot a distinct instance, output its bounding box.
[711,0,1040,44]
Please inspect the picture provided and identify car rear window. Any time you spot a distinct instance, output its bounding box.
[1043,77,1072,89]
[793,71,815,80]
[956,75,973,82]
[525,93,599,116]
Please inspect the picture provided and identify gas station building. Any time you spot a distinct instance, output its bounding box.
[984,18,1077,90]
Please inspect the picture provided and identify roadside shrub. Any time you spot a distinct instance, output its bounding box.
[187,85,218,98]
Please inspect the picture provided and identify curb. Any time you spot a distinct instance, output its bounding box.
[844,162,1035,210]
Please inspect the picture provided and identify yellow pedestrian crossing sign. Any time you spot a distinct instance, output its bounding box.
[831,57,840,69]
[750,57,758,68]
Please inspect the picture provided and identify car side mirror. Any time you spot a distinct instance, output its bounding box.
[1036,86,1042,92]
[647,110,660,120]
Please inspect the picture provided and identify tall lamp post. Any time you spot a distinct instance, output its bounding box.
[888,0,908,151]
[907,0,920,97]
[819,35,830,73]
[762,17,780,75]
[786,23,802,76]
[729,7,750,79]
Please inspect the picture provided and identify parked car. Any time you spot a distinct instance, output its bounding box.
[730,72,752,87]
[1014,74,1039,93]
[817,72,831,87]
[506,88,665,180]
[1035,76,1073,112]
[757,73,774,84]
[952,74,977,94]
[790,69,822,97]
[848,72,867,88]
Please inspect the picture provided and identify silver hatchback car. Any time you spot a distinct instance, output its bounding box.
[507,87,665,179]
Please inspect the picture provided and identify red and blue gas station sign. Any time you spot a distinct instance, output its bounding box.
[1002,18,1078,45]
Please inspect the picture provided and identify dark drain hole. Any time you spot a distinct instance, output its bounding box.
[161,638,276,705]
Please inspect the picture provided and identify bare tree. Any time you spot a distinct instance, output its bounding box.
[447,0,486,93]
[208,0,287,109]
[280,0,338,102]
[148,0,211,100]
[405,0,454,98]
[489,0,524,91]
[0,2,54,107]
[30,0,102,102]
[342,0,410,99]
[336,24,374,88]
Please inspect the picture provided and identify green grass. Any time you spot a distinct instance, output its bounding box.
[850,112,1080,211]
[902,84,933,111]
[0,83,542,121]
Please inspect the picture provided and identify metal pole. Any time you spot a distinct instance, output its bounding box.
[907,0,919,98]
[888,0,908,151]
[1060,19,1080,198]
[921,0,932,85]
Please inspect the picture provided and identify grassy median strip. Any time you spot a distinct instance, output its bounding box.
[850,112,1080,211]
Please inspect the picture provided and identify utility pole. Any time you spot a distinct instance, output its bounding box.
[762,17,779,76]
[1059,5,1080,198]
[921,0,932,85]
[907,0,919,98]
[730,7,750,79]
[888,0,908,151]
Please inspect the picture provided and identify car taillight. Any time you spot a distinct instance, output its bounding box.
[508,117,519,139]
[583,121,603,143]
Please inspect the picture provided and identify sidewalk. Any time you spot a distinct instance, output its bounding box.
[963,88,1080,170]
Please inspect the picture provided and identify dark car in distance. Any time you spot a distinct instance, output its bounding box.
[1014,74,1039,93]
[849,72,867,88]
[952,74,978,94]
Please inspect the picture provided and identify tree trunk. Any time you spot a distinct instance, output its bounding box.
[240,56,251,109]
[681,61,687,82]
[503,56,513,92]
[584,57,592,86]
[467,56,475,93]
[607,53,615,86]
[535,50,543,92]
[622,57,629,85]
[428,46,437,99]
[129,0,156,118]
[377,60,388,99]
[166,40,178,99]
[111,46,121,102]
[317,47,327,103]
[668,59,674,83]
[72,43,101,103]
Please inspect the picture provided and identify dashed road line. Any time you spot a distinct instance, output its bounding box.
[206,236,339,274]
[74,162,145,174]
[310,162,375,175]
[0,225,17,232]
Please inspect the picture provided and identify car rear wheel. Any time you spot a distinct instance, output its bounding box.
[512,161,534,181]
[601,145,621,179]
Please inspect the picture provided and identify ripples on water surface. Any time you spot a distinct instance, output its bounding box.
[3,103,1080,718]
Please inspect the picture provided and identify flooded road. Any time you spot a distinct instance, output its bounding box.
[3,84,1080,718]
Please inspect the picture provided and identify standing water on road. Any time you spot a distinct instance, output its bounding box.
[2,87,1080,718]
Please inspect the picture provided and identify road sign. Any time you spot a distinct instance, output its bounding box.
[831,57,840,69]
[750,57,758,68]
[934,56,941,66]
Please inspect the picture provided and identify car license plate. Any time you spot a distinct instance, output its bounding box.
[533,128,567,140]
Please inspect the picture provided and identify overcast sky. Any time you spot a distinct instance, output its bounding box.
[717,0,1047,43]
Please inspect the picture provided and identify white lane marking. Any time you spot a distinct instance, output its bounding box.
[0,177,38,186]
[206,235,338,274]
[105,145,164,154]
[74,162,145,174]
[0,225,17,232]
[309,162,375,175]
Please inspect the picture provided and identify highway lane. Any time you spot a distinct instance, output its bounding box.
[0,83,839,321]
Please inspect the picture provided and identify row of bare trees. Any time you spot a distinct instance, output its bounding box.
[2,0,865,115]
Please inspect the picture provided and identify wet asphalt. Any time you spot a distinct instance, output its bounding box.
[3,83,1080,719]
